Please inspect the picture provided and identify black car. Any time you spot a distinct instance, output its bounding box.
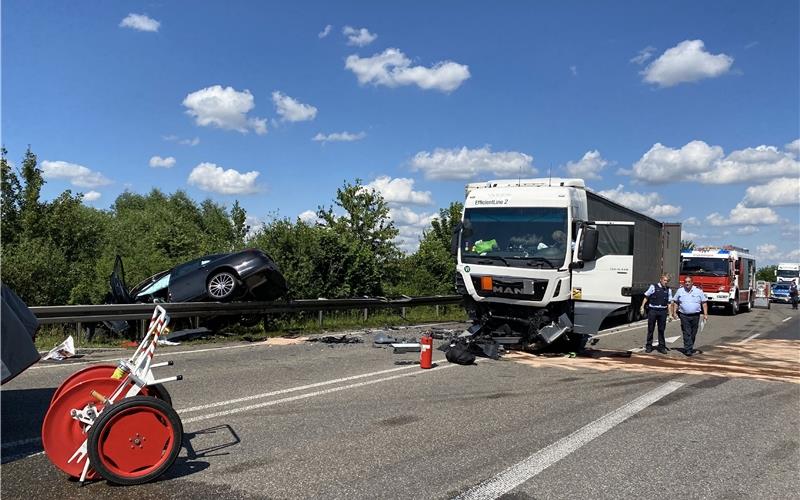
[111,250,287,304]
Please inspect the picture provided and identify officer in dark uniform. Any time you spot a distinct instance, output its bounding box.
[640,273,672,353]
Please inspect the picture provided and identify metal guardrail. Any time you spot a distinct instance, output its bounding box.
[30,295,464,325]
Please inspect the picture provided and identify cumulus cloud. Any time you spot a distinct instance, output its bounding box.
[742,177,800,207]
[630,46,656,65]
[149,156,176,168]
[119,13,160,32]
[298,210,320,224]
[318,24,332,38]
[187,162,260,195]
[706,203,780,226]
[364,176,433,205]
[345,48,470,92]
[683,217,700,226]
[784,138,800,157]
[630,140,799,184]
[410,146,534,180]
[596,185,681,219]
[272,91,317,122]
[756,244,781,260]
[389,206,438,252]
[564,150,608,180]
[343,26,377,46]
[83,191,102,202]
[163,135,200,146]
[736,225,759,235]
[312,131,366,143]
[183,85,267,134]
[641,40,733,87]
[41,160,112,188]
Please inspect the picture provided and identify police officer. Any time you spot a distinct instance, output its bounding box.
[671,276,708,357]
[640,273,672,353]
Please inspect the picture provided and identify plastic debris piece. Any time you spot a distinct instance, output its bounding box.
[42,336,76,361]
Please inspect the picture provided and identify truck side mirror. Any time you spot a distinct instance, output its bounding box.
[578,226,599,261]
[450,223,462,257]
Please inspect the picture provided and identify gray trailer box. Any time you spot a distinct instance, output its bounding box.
[586,191,681,295]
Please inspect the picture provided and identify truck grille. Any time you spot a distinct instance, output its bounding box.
[471,276,548,301]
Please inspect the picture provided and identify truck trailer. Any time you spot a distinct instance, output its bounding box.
[452,178,681,350]
[679,246,756,315]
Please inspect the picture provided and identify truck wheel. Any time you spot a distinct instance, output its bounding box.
[564,333,589,352]
[729,299,738,316]
[207,271,237,300]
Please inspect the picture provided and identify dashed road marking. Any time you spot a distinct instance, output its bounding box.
[739,333,761,344]
[783,317,792,322]
[454,381,685,500]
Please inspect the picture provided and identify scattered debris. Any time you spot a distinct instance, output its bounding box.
[166,327,212,342]
[391,343,421,354]
[393,360,420,366]
[157,339,181,346]
[42,336,76,361]
[307,334,363,344]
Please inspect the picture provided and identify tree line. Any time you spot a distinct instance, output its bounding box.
[0,147,460,306]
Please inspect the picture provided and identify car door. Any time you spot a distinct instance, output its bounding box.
[168,256,219,302]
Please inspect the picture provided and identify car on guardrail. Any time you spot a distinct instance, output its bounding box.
[111,250,288,304]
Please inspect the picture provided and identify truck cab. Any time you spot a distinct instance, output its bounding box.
[452,178,680,350]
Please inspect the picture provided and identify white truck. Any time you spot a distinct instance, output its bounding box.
[775,262,800,287]
[451,178,681,350]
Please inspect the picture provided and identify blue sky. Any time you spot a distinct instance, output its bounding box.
[3,1,799,262]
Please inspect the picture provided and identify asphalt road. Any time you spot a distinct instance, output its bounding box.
[2,304,798,499]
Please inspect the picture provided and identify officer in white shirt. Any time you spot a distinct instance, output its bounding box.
[671,276,708,357]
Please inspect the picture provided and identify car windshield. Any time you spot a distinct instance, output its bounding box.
[681,257,728,276]
[773,284,790,291]
[459,207,568,269]
[777,269,799,279]
[137,273,171,297]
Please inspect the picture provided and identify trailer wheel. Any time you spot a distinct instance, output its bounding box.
[87,396,183,486]
[728,299,739,315]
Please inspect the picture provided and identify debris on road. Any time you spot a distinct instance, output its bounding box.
[391,343,421,354]
[42,335,76,361]
[307,334,363,344]
[167,327,212,342]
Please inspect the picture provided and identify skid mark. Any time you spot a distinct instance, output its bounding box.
[506,339,800,384]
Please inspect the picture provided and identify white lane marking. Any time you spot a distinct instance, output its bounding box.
[782,317,792,323]
[455,380,685,500]
[1,451,44,464]
[1,437,42,450]
[592,321,648,338]
[28,342,268,370]
[183,361,456,424]
[739,333,761,344]
[178,364,422,413]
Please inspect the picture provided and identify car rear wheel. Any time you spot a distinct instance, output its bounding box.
[207,271,237,300]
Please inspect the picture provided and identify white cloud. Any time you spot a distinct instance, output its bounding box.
[756,244,781,261]
[41,160,112,188]
[298,210,320,223]
[163,135,200,146]
[683,217,700,226]
[630,140,800,184]
[272,91,317,122]
[736,225,759,235]
[318,25,332,38]
[564,150,608,180]
[119,13,160,32]
[183,85,267,134]
[83,191,101,202]
[706,203,780,226]
[389,206,437,252]
[630,46,656,65]
[364,176,433,205]
[742,177,800,207]
[569,65,578,76]
[786,138,800,157]
[187,162,260,195]
[631,141,723,183]
[595,185,681,219]
[312,131,366,143]
[342,26,377,46]
[681,229,703,240]
[410,146,534,180]
[149,156,176,168]
[345,48,470,92]
[641,40,733,87]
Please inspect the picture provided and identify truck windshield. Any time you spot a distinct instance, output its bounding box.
[681,257,728,276]
[777,269,799,279]
[460,207,568,268]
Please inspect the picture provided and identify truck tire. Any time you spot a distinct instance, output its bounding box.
[564,332,589,352]
[729,299,738,316]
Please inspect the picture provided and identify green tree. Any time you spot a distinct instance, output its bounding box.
[317,179,399,295]
[756,265,777,282]
[231,200,248,249]
[681,239,695,250]
[1,147,22,245]
[19,147,45,237]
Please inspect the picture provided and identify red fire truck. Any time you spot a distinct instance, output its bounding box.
[679,246,756,315]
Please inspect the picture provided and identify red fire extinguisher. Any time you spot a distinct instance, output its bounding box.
[420,334,433,369]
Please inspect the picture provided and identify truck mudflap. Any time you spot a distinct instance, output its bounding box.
[538,313,573,343]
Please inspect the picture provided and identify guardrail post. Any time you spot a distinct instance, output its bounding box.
[363,308,368,321]
[76,321,82,347]
[401,307,406,319]
[435,305,439,317]
[318,310,323,328]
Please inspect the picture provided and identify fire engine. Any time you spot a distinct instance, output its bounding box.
[679,246,756,315]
